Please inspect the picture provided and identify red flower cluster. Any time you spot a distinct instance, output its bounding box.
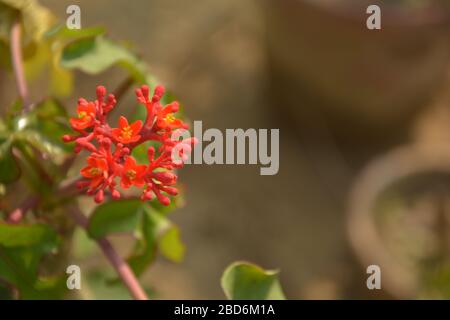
[63,85,196,205]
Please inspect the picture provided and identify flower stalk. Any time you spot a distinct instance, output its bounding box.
[10,20,30,112]
[69,206,148,300]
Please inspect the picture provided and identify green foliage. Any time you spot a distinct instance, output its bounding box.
[88,200,144,239]
[0,0,55,45]
[87,199,186,278]
[83,269,154,300]
[0,0,188,300]
[159,226,185,263]
[131,141,161,164]
[221,262,286,300]
[25,99,73,153]
[0,0,210,301]
[125,211,158,276]
[0,223,65,299]
[0,223,58,247]
[0,98,72,191]
[0,138,21,183]
[62,36,140,76]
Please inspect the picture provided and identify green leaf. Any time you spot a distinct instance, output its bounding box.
[61,36,142,75]
[88,199,144,239]
[126,211,159,276]
[0,0,56,45]
[14,130,68,165]
[32,98,68,119]
[60,35,167,89]
[49,61,73,97]
[221,262,286,300]
[0,247,65,299]
[28,99,72,150]
[0,138,21,184]
[10,99,73,167]
[126,205,185,276]
[72,227,97,259]
[45,25,106,97]
[0,223,58,248]
[0,222,63,299]
[159,226,185,263]
[24,41,51,81]
[45,25,105,41]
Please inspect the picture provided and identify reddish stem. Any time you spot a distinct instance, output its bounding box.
[113,77,133,103]
[6,177,81,223]
[10,20,30,112]
[7,197,39,224]
[68,206,148,300]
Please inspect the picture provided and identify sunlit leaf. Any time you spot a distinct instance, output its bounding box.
[49,61,73,97]
[159,226,185,263]
[0,0,56,44]
[13,130,68,165]
[221,262,286,300]
[45,25,105,41]
[60,35,168,89]
[45,25,106,97]
[11,99,73,164]
[24,41,50,81]
[61,36,142,75]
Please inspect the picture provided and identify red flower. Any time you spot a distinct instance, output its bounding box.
[70,100,96,130]
[64,85,194,206]
[156,102,185,130]
[120,156,146,189]
[112,116,143,144]
[80,156,108,189]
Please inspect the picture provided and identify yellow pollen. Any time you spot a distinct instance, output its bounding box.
[164,113,175,123]
[121,126,133,139]
[126,170,136,180]
[79,111,87,119]
[90,167,100,176]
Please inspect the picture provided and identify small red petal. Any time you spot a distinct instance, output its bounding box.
[118,116,128,128]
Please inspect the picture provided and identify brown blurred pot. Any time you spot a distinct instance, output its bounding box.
[266,0,450,141]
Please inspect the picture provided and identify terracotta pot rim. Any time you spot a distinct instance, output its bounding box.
[284,0,450,28]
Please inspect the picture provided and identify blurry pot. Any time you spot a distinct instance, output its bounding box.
[347,143,450,298]
[266,0,450,141]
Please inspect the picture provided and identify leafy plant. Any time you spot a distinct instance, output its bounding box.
[221,262,286,300]
[0,0,286,300]
[0,0,193,300]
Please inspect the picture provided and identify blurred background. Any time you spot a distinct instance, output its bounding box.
[3,0,450,299]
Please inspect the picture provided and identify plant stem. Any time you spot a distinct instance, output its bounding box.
[7,197,39,224]
[10,20,30,112]
[113,77,133,103]
[6,176,81,223]
[68,206,148,300]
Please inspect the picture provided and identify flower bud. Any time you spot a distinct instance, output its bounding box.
[94,190,104,203]
[111,189,121,199]
[96,85,106,99]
